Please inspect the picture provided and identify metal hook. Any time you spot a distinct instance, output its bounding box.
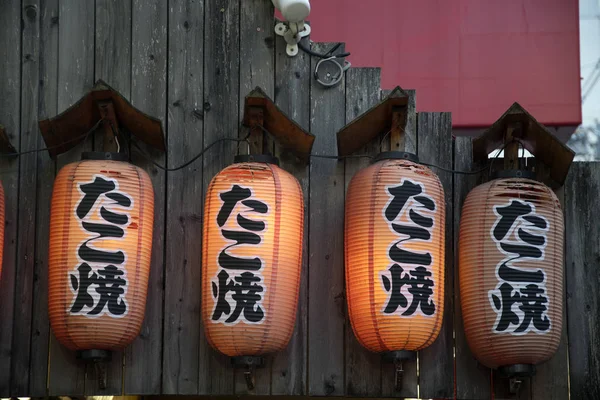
[244,365,255,391]
[394,360,404,392]
[94,361,107,390]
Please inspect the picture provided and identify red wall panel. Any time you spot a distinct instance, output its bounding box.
[299,0,581,127]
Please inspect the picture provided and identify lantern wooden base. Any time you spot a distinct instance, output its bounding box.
[490,169,536,180]
[498,363,536,378]
[81,151,128,161]
[76,349,112,362]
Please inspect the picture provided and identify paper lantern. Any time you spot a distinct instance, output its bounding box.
[459,172,563,372]
[202,155,304,357]
[48,152,154,359]
[345,152,446,355]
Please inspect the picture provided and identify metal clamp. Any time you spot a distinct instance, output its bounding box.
[314,56,351,87]
[274,21,311,57]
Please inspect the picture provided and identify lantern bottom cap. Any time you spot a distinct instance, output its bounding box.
[498,364,536,378]
[381,350,416,363]
[231,355,265,368]
[76,349,112,362]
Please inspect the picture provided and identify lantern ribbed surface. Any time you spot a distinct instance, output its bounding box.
[459,178,563,369]
[48,159,154,351]
[345,158,445,353]
[202,161,304,357]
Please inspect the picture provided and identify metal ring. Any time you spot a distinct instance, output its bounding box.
[315,56,345,87]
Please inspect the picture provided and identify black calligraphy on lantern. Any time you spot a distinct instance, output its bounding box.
[380,178,437,317]
[69,175,133,318]
[211,184,268,325]
[488,199,551,335]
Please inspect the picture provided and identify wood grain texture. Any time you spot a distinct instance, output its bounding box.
[343,67,382,397]
[531,186,569,400]
[271,32,310,396]
[48,0,95,395]
[94,0,132,152]
[417,112,454,399]
[163,0,204,394]
[238,0,275,157]
[10,0,38,395]
[308,43,346,397]
[235,1,275,393]
[29,0,59,395]
[565,162,600,400]
[198,0,240,394]
[0,0,21,395]
[453,136,492,400]
[128,0,167,394]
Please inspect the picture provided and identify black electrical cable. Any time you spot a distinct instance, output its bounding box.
[0,118,104,158]
[297,38,351,58]
[115,122,251,172]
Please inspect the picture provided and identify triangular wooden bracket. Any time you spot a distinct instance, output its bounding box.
[38,79,166,159]
[336,86,410,156]
[0,124,17,156]
[243,87,315,163]
[473,102,575,186]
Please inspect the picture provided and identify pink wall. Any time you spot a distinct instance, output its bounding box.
[300,0,581,128]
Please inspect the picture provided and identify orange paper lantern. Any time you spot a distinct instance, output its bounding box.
[459,172,563,373]
[202,155,304,358]
[48,152,154,359]
[345,152,446,356]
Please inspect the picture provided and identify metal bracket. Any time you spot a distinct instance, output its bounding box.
[394,360,404,392]
[231,356,265,391]
[275,21,311,57]
[97,100,120,153]
[509,377,522,394]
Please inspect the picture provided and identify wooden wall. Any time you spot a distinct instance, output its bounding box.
[0,0,597,398]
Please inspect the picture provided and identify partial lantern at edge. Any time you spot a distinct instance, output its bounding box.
[202,154,304,358]
[0,182,4,281]
[459,172,563,372]
[48,152,154,359]
[345,152,446,356]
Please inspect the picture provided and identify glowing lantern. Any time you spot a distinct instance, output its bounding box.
[202,155,304,359]
[345,152,446,357]
[48,152,154,360]
[459,172,563,373]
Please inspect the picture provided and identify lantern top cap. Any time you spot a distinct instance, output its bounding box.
[473,102,575,186]
[490,169,537,180]
[242,87,314,163]
[38,79,166,159]
[81,151,129,162]
[337,86,411,156]
[0,124,17,155]
[373,151,419,163]
[234,154,280,166]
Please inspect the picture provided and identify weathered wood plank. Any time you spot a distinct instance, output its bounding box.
[9,0,39,395]
[94,0,132,152]
[453,136,492,400]
[29,0,59,396]
[48,0,95,395]
[234,1,275,393]
[380,89,418,399]
[238,0,275,157]
[128,0,167,394]
[308,43,346,397]
[0,0,21,395]
[565,162,600,400]
[343,67,382,398]
[271,31,310,396]
[198,0,240,394]
[531,186,569,400]
[86,1,133,394]
[163,0,204,394]
[418,112,454,399]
